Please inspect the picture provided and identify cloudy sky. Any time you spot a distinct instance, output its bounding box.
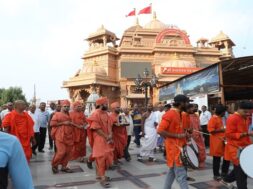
[0,0,252,102]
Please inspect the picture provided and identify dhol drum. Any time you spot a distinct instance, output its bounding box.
[240,144,253,178]
[180,145,199,169]
[189,138,199,156]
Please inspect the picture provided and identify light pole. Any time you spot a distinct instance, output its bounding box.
[134,68,158,110]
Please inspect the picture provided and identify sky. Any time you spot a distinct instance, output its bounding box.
[0,0,252,102]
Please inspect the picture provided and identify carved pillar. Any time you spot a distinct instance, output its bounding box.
[224,41,229,55]
[103,36,107,47]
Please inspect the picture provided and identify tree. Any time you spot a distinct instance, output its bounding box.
[0,87,27,106]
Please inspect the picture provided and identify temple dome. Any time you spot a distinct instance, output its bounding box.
[82,61,107,75]
[210,31,231,43]
[126,18,143,32]
[144,12,167,29]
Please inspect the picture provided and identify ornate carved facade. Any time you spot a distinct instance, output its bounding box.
[63,12,235,108]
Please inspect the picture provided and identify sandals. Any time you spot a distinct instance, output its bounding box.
[79,157,85,163]
[100,179,111,188]
[61,167,74,173]
[52,166,59,174]
[96,176,112,181]
[87,160,93,169]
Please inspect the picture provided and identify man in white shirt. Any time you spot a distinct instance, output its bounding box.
[199,105,212,147]
[0,102,13,120]
[28,104,40,155]
[154,102,164,152]
[47,102,56,150]
[123,108,134,161]
[37,102,49,153]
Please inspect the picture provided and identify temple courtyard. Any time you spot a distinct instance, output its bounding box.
[30,141,253,189]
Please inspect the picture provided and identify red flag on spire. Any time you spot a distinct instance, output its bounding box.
[126,8,136,17]
[138,4,152,15]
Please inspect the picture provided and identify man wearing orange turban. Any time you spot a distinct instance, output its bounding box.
[87,97,114,188]
[109,102,128,166]
[70,101,87,162]
[86,99,109,169]
[50,100,79,173]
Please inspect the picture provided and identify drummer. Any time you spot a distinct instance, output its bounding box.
[207,104,230,181]
[190,104,206,168]
[222,101,253,189]
[157,94,192,189]
[182,103,196,182]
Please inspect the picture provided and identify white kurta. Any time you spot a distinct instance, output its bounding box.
[125,114,134,136]
[140,112,158,158]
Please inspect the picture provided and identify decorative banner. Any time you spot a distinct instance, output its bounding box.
[161,67,201,75]
[159,65,219,101]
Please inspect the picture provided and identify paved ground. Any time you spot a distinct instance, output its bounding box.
[30,140,253,189]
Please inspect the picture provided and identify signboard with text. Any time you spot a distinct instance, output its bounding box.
[161,67,201,75]
[159,65,219,101]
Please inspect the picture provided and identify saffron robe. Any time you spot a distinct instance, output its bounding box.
[50,112,74,167]
[87,109,114,176]
[110,113,127,160]
[70,111,87,159]
[2,110,34,161]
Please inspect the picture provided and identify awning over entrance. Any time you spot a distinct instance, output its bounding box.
[221,56,253,100]
[159,56,253,102]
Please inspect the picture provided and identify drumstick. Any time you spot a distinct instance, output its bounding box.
[193,129,242,148]
[175,143,183,151]
[193,129,227,143]
[193,129,210,136]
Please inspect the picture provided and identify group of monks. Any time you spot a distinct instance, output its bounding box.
[1,95,253,189]
[50,100,87,173]
[0,98,130,188]
[0,100,87,167]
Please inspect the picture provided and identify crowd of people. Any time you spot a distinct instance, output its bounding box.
[0,94,253,189]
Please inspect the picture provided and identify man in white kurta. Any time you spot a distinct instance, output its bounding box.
[155,103,165,150]
[138,104,158,162]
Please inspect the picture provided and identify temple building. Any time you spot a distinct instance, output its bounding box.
[63,12,235,110]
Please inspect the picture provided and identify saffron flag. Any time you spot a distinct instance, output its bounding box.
[138,4,152,15]
[126,9,136,17]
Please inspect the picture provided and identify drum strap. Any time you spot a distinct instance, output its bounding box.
[237,147,243,159]
[0,166,8,189]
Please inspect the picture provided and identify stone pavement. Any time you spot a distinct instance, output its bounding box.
[31,141,253,189]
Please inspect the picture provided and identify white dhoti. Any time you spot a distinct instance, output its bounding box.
[140,112,158,158]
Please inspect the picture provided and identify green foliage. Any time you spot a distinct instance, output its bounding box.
[0,87,27,106]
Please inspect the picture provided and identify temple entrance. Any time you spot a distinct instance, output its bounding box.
[126,98,146,110]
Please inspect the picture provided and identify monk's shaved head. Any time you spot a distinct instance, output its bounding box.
[14,100,25,107]
[14,100,26,112]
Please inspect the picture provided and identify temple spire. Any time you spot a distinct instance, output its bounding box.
[32,84,36,105]
[135,17,140,26]
[153,11,157,20]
